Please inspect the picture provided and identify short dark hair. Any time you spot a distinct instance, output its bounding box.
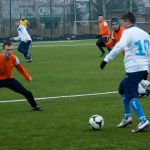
[122,12,136,24]
[3,40,12,49]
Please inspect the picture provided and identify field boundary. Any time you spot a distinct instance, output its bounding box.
[33,43,95,47]
[0,91,118,103]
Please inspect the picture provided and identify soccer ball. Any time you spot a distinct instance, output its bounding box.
[89,115,104,130]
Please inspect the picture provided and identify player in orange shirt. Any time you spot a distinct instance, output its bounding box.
[105,19,125,50]
[98,17,125,50]
[0,41,43,111]
[96,14,111,57]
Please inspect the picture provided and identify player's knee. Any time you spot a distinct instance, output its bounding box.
[23,89,32,96]
[126,96,135,103]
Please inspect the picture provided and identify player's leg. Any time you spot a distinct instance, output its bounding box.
[125,71,150,132]
[117,78,132,128]
[96,38,105,57]
[18,41,32,62]
[104,37,111,52]
[3,78,42,111]
[25,41,32,62]
[18,42,28,59]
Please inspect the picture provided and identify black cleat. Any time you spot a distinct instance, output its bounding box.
[32,107,43,111]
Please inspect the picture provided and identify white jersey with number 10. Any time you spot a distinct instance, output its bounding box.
[104,26,150,73]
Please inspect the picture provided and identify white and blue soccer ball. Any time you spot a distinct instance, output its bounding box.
[89,115,104,130]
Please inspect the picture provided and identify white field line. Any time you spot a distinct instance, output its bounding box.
[0,40,96,48]
[0,91,118,103]
[0,42,95,49]
[32,40,81,44]
[10,43,95,49]
[32,43,95,48]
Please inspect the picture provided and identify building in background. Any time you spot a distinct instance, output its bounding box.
[0,0,150,38]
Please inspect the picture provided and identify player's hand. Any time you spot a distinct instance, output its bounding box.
[28,76,32,83]
[100,60,107,70]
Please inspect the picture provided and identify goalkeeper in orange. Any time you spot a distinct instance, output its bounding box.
[96,14,111,57]
[0,41,43,111]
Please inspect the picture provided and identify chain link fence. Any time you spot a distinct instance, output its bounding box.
[0,0,150,40]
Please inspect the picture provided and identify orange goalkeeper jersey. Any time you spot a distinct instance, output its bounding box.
[105,27,125,48]
[99,20,110,38]
[0,53,31,80]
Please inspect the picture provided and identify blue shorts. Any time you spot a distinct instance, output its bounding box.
[18,40,31,55]
[118,71,148,102]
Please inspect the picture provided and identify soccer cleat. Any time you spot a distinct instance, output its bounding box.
[26,53,32,63]
[26,59,32,63]
[32,107,43,111]
[117,117,132,128]
[131,120,150,133]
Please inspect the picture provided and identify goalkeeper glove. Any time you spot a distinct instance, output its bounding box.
[100,60,107,69]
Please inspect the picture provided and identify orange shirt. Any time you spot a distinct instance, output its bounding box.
[99,20,110,37]
[105,27,125,48]
[0,53,30,80]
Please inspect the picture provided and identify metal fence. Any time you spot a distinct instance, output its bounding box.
[0,0,150,40]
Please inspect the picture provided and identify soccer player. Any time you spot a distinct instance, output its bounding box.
[11,20,32,63]
[0,41,42,111]
[96,14,111,57]
[98,17,150,98]
[100,12,150,133]
[20,16,30,30]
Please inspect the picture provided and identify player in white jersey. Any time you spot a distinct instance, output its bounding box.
[11,20,32,62]
[100,12,150,133]
[97,17,150,97]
